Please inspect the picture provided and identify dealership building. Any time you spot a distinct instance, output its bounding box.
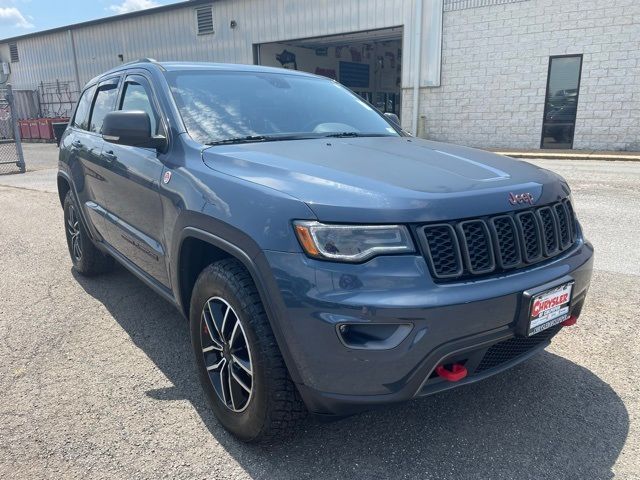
[0,0,638,150]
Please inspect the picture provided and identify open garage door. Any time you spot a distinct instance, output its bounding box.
[257,27,403,120]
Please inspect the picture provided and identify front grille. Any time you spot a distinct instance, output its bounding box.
[419,199,578,281]
[475,325,561,373]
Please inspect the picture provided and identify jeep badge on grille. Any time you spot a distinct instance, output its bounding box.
[508,192,535,205]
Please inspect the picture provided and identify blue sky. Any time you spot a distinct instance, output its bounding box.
[0,0,183,40]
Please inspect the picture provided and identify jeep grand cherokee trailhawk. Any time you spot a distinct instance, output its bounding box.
[58,60,593,442]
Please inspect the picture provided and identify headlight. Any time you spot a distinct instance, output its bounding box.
[293,221,415,262]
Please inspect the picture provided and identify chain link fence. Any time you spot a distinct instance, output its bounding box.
[0,84,26,175]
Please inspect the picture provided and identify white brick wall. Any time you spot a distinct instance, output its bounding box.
[408,0,640,150]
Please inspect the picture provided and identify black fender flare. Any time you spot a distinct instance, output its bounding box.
[174,226,303,385]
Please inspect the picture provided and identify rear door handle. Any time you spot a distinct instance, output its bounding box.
[103,150,117,162]
[71,140,83,148]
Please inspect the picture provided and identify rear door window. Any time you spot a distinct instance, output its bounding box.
[89,81,119,134]
[72,85,96,131]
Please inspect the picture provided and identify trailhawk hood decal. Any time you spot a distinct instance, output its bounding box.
[202,137,569,223]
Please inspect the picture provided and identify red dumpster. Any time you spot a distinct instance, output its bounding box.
[28,120,40,139]
[19,120,31,139]
[38,118,54,141]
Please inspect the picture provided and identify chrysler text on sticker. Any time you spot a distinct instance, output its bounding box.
[532,292,570,317]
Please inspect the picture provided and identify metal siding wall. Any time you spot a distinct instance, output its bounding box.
[6,31,76,90]
[0,0,442,91]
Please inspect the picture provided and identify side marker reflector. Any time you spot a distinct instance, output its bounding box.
[561,315,577,327]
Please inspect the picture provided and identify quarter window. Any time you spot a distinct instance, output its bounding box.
[72,85,96,131]
[89,83,119,134]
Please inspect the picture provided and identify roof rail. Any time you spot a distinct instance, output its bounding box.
[121,58,165,70]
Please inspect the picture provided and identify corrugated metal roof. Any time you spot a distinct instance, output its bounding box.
[0,0,213,43]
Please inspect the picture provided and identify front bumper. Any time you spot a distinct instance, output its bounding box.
[260,239,594,416]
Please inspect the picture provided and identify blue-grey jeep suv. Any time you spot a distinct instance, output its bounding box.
[58,60,593,442]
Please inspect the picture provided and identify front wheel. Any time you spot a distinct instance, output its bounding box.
[190,258,306,442]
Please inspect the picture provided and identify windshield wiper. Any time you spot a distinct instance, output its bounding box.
[320,132,395,138]
[205,132,395,145]
[206,135,270,146]
[206,133,321,146]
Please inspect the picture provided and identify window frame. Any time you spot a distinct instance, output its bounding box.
[118,74,165,139]
[87,76,122,136]
[115,71,170,154]
[71,84,97,131]
[540,54,583,150]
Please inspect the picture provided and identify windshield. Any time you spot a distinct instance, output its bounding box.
[164,70,400,144]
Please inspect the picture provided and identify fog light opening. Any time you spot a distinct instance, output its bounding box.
[336,323,412,350]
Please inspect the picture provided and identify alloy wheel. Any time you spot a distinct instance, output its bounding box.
[67,204,82,261]
[201,297,254,412]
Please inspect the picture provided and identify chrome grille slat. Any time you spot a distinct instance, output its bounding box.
[419,200,578,281]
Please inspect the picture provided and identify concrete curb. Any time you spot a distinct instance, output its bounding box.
[490,150,640,161]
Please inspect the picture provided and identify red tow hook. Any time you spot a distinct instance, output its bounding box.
[435,363,468,382]
[561,315,578,327]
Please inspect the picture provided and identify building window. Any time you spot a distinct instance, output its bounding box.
[541,55,583,149]
[196,6,214,35]
[9,43,19,63]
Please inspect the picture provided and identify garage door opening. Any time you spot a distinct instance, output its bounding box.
[256,27,403,120]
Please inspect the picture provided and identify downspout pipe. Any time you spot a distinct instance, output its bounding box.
[412,0,423,136]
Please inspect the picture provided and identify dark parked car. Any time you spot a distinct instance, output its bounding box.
[58,60,593,442]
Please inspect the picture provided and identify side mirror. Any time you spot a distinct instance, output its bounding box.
[102,110,166,150]
[384,112,401,127]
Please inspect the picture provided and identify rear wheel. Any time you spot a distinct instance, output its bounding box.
[63,191,114,276]
[190,258,306,442]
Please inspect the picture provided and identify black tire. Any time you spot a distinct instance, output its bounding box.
[63,190,114,276]
[190,258,306,442]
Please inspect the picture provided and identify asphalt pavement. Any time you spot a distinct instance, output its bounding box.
[0,146,638,479]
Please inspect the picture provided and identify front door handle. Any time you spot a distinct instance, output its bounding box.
[103,150,117,162]
[71,140,83,148]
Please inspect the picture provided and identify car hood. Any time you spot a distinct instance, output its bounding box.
[202,137,570,223]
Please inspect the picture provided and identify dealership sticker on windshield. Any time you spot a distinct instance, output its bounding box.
[528,282,573,336]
